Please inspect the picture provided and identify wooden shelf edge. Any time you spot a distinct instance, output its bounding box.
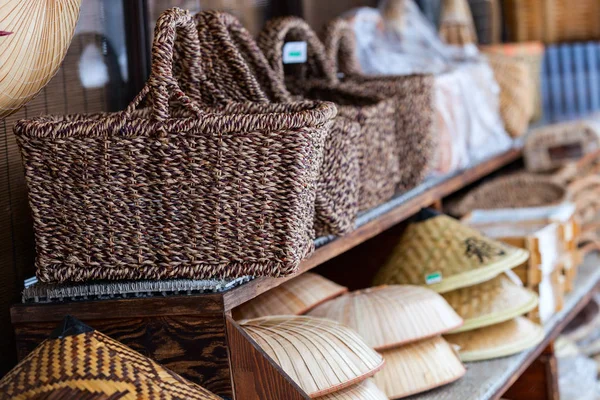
[223,147,522,311]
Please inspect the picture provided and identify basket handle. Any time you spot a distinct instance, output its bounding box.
[194,11,293,103]
[322,18,362,78]
[125,8,224,122]
[257,16,338,86]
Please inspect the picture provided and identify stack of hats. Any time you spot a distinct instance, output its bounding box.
[307,285,465,398]
[233,272,348,320]
[240,315,386,399]
[374,209,545,362]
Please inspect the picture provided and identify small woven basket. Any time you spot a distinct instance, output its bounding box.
[438,0,478,45]
[447,173,568,217]
[484,53,534,138]
[191,11,360,236]
[481,42,544,122]
[16,8,334,282]
[322,18,436,194]
[258,16,402,211]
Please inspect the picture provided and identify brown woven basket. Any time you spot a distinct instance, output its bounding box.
[190,11,360,236]
[484,53,533,138]
[447,173,568,217]
[258,16,401,211]
[322,18,435,193]
[15,8,335,283]
[504,0,600,43]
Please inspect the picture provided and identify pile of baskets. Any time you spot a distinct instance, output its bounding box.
[14,8,435,284]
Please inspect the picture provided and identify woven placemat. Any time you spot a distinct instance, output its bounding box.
[22,276,253,304]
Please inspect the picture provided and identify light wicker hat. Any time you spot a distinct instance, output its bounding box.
[233,272,348,320]
[443,273,539,333]
[317,379,387,400]
[240,315,385,398]
[307,285,463,350]
[373,210,530,293]
[0,0,81,118]
[0,316,220,399]
[444,317,544,362]
[373,336,466,399]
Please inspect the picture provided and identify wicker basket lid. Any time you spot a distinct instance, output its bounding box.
[446,173,568,217]
[317,379,387,400]
[233,272,348,320]
[443,274,539,333]
[0,0,81,118]
[373,336,466,399]
[240,315,385,398]
[307,285,463,350]
[0,316,220,399]
[373,211,530,293]
[444,317,545,362]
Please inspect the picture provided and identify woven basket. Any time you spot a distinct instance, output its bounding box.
[445,316,545,361]
[373,210,530,293]
[443,274,539,333]
[258,17,401,211]
[504,0,600,43]
[438,0,478,45]
[0,316,220,399]
[16,8,335,283]
[190,11,359,236]
[307,285,463,350]
[524,120,600,173]
[322,18,435,193]
[553,149,600,185]
[447,173,568,217]
[317,379,387,400]
[374,336,466,399]
[484,53,534,138]
[233,272,348,320]
[0,0,81,118]
[240,315,385,398]
[481,42,544,122]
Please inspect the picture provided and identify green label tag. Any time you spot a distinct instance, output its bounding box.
[425,272,442,285]
[283,41,307,64]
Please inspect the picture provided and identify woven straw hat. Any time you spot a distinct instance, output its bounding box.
[307,285,463,350]
[240,315,385,398]
[373,210,529,293]
[443,274,539,333]
[0,316,220,399]
[233,272,348,320]
[317,379,387,400]
[373,336,466,399]
[445,317,544,362]
[0,0,81,118]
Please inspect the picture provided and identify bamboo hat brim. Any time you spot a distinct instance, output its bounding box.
[444,274,539,333]
[373,336,466,399]
[308,285,463,350]
[233,272,348,320]
[240,315,385,398]
[316,379,387,400]
[444,317,545,362]
[373,212,530,293]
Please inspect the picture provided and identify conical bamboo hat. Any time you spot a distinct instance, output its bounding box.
[445,317,544,362]
[373,211,530,293]
[307,285,463,350]
[317,379,387,400]
[240,315,385,398]
[0,0,81,117]
[373,336,466,399]
[233,273,348,320]
[443,274,539,333]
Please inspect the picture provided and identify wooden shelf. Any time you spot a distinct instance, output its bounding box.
[223,146,522,310]
[408,252,600,400]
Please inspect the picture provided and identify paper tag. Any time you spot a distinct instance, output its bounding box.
[425,272,442,285]
[283,41,307,64]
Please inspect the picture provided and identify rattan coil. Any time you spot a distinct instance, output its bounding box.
[16,8,335,282]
